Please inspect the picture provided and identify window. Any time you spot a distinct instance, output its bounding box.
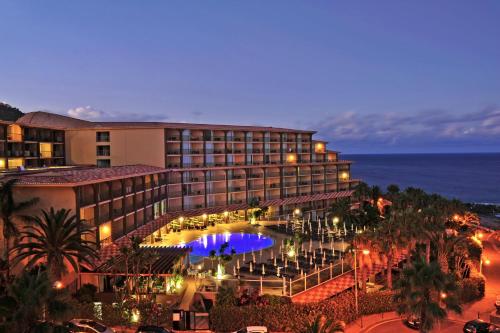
[96,159,110,168]
[96,131,110,142]
[7,158,23,169]
[39,142,52,158]
[96,145,110,156]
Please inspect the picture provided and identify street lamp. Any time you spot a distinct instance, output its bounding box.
[480,257,491,274]
[354,248,370,328]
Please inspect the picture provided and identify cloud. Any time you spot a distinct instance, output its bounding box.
[66,106,169,122]
[309,106,500,152]
[67,106,105,120]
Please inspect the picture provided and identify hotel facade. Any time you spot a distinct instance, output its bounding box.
[2,111,358,261]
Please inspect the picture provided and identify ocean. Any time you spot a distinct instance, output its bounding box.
[344,153,500,204]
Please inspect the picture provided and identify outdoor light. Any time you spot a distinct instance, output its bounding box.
[53,281,64,289]
[453,214,460,221]
[485,258,491,265]
[341,172,349,179]
[333,216,339,224]
[131,309,140,323]
[478,232,484,239]
[294,208,301,215]
[202,213,207,220]
[223,211,229,217]
[362,249,370,255]
[179,216,184,223]
[440,292,447,299]
[287,248,296,258]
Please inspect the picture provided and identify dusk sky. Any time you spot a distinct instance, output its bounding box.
[1,1,499,153]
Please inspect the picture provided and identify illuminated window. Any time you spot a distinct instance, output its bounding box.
[99,222,112,241]
[314,142,325,153]
[286,153,297,163]
[0,159,5,169]
[39,143,53,158]
[7,158,23,169]
[7,125,23,141]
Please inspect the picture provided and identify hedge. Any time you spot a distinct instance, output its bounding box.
[458,277,485,303]
[209,290,396,332]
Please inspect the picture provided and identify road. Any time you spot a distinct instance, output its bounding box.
[362,318,463,333]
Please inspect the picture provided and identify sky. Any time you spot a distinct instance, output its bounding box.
[1,1,500,153]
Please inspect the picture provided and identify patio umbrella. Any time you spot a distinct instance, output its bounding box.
[262,264,265,275]
[252,252,256,263]
[284,258,288,268]
[351,224,354,231]
[243,252,246,262]
[237,259,241,270]
[309,256,313,266]
[233,266,237,276]
[249,261,253,273]
[313,251,316,259]
[322,257,325,267]
[281,252,284,262]
[300,268,304,277]
[271,248,274,259]
[304,251,308,259]
[301,243,304,253]
[274,257,277,266]
[277,267,281,277]
[296,259,299,270]
[314,263,317,271]
[309,239,312,252]
[259,248,263,259]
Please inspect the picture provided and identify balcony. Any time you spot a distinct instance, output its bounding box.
[183,190,204,197]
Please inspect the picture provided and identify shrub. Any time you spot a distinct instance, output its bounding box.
[458,277,485,303]
[73,283,98,303]
[209,290,394,332]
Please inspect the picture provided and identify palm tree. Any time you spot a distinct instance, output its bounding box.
[353,182,371,203]
[0,266,72,333]
[12,208,98,281]
[394,258,462,333]
[0,179,38,277]
[303,315,344,333]
[371,214,405,289]
[329,198,358,228]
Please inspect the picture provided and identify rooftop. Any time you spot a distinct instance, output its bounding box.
[10,164,166,187]
[16,111,316,133]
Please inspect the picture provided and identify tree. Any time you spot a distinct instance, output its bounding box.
[0,179,38,277]
[386,184,400,196]
[394,258,462,333]
[0,266,72,333]
[353,182,371,203]
[12,208,98,281]
[371,214,405,289]
[303,315,344,333]
[329,198,358,228]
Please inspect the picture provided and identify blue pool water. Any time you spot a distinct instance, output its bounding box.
[182,232,274,258]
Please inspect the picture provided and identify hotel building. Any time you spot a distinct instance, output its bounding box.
[3,111,358,261]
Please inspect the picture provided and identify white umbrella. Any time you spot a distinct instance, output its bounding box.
[322,257,325,267]
[296,259,299,270]
[237,259,240,270]
[300,268,304,276]
[313,251,316,259]
[243,252,246,262]
[309,256,313,266]
[304,251,308,259]
[271,248,274,259]
[281,252,284,262]
[249,261,253,273]
[273,257,277,266]
[284,258,288,268]
[252,252,256,263]
[277,267,281,277]
[262,264,266,275]
[233,266,237,276]
[309,239,312,252]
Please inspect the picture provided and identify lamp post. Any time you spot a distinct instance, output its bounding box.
[480,257,490,275]
[354,248,370,328]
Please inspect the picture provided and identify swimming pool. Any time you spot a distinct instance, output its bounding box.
[182,232,274,258]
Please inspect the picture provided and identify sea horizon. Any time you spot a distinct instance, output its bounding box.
[345,152,500,204]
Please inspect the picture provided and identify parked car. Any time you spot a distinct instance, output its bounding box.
[463,319,495,333]
[136,326,173,333]
[233,326,268,333]
[65,319,115,333]
[403,316,420,330]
